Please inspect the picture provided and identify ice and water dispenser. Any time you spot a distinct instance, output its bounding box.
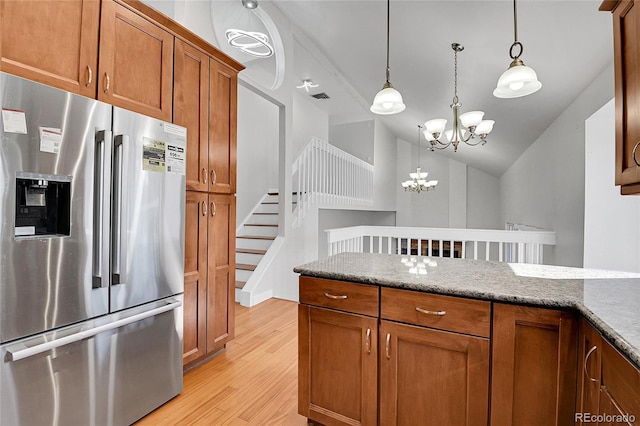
[14,172,71,237]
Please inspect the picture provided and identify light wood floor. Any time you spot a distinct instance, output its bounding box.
[136,298,308,425]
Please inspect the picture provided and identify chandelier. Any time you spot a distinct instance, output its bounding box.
[401,125,438,193]
[422,43,495,152]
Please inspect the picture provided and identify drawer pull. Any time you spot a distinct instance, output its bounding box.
[324,292,347,300]
[385,333,391,359]
[633,140,640,167]
[584,345,598,383]
[416,306,447,316]
[365,328,371,354]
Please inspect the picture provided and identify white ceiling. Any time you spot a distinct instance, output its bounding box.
[270,0,613,177]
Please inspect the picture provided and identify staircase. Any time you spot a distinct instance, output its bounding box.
[235,192,280,298]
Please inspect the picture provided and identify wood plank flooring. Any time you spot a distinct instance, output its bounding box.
[136,298,308,425]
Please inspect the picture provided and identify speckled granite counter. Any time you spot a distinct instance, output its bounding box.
[294,252,640,368]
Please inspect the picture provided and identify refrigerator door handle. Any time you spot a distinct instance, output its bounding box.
[5,300,182,362]
[93,130,112,289]
[112,134,128,285]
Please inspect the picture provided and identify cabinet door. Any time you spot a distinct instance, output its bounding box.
[379,320,489,426]
[600,337,640,423]
[209,60,237,194]
[612,0,640,193]
[491,304,578,426]
[0,0,99,97]
[182,192,208,365]
[174,39,209,192]
[98,0,173,121]
[298,305,378,426]
[206,194,236,354]
[577,318,602,423]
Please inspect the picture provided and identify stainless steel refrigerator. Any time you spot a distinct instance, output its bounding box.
[0,72,186,425]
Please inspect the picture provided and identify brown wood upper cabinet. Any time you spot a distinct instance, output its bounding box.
[601,0,640,195]
[99,0,173,122]
[0,0,100,97]
[491,303,578,426]
[1,0,174,122]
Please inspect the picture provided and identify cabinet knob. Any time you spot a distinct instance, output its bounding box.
[86,66,93,87]
[210,201,216,217]
[201,200,207,216]
[633,141,640,167]
[211,168,217,185]
[584,345,598,383]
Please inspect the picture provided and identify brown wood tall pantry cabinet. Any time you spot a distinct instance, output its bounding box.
[0,0,243,368]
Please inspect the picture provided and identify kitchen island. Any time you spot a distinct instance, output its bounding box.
[294,252,640,425]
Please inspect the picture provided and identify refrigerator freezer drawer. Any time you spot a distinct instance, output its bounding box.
[0,296,183,425]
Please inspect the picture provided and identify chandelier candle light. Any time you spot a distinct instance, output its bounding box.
[402,125,438,193]
[370,0,405,115]
[423,43,495,152]
[493,0,542,98]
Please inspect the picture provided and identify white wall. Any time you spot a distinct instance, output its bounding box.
[373,122,399,212]
[236,85,280,223]
[467,168,501,229]
[329,120,375,164]
[500,63,614,267]
[584,99,640,272]
[292,93,329,158]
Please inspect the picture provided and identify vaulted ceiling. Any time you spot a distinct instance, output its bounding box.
[272,0,613,177]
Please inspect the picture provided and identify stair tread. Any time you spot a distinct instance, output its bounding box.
[235,280,246,289]
[237,263,257,271]
[237,235,276,240]
[253,212,278,215]
[245,223,278,227]
[237,248,267,255]
[261,201,279,205]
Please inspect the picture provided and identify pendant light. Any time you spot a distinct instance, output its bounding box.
[370,0,405,115]
[494,0,542,98]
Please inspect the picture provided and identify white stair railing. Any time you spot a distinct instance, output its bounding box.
[292,137,373,227]
[326,226,556,264]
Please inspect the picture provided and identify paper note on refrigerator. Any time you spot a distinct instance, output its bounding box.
[142,137,166,172]
[1,108,28,134]
[39,127,63,154]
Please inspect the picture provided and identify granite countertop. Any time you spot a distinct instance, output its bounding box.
[294,252,640,368]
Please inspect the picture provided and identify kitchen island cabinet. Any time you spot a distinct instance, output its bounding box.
[295,252,640,425]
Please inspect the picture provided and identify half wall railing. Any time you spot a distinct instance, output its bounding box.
[326,226,557,264]
[292,137,373,227]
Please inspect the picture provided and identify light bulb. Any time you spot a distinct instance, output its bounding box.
[382,102,393,110]
[509,81,524,91]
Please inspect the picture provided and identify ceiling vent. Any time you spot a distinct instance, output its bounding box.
[310,92,330,100]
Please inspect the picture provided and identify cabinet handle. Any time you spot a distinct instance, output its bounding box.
[210,201,216,217]
[86,65,93,87]
[365,328,371,354]
[323,292,347,300]
[202,168,208,184]
[584,345,598,383]
[211,168,217,185]
[201,200,207,216]
[633,141,640,167]
[385,333,391,359]
[104,73,111,94]
[415,307,447,316]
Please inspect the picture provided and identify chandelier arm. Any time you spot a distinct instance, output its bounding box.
[430,141,451,150]
[462,131,475,143]
[464,138,485,147]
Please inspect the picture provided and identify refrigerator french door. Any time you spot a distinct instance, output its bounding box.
[0,72,186,425]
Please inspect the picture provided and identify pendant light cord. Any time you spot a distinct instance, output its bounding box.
[453,48,458,102]
[513,0,518,43]
[417,125,422,169]
[385,0,391,83]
